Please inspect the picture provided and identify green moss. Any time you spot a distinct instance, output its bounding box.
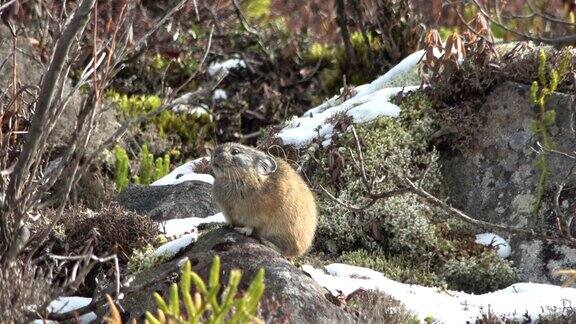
[443,251,519,294]
[315,92,442,255]
[107,91,214,145]
[243,0,271,21]
[311,31,388,92]
[339,250,444,287]
[126,244,166,275]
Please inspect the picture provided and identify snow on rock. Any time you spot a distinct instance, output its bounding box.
[475,233,512,259]
[302,263,576,323]
[213,89,228,101]
[154,233,198,258]
[160,212,226,237]
[151,157,214,186]
[156,212,226,257]
[276,49,427,148]
[208,58,246,77]
[35,297,96,324]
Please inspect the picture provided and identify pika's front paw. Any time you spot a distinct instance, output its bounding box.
[234,226,253,236]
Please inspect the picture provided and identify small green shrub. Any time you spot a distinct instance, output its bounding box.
[443,252,519,294]
[114,146,130,192]
[146,256,265,324]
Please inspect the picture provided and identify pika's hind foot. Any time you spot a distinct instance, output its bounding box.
[233,226,253,236]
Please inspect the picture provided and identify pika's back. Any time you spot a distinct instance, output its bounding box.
[211,143,317,257]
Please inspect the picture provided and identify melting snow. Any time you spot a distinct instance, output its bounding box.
[160,212,226,237]
[208,58,246,76]
[276,49,426,148]
[155,212,226,258]
[33,297,95,323]
[152,157,214,186]
[154,233,198,258]
[213,89,228,101]
[302,263,576,323]
[475,233,512,259]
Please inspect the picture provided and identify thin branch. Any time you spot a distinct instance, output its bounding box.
[3,0,97,264]
[469,0,576,45]
[320,184,409,212]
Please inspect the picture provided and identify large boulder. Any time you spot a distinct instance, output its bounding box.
[117,228,355,323]
[114,181,219,220]
[441,81,576,283]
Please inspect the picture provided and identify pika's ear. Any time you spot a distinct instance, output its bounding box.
[256,155,277,175]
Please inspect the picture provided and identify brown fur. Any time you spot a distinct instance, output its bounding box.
[211,143,317,258]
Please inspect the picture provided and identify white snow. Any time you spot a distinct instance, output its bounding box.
[151,157,214,186]
[160,212,226,237]
[302,263,576,323]
[154,233,198,258]
[208,58,246,76]
[278,86,416,147]
[33,297,96,324]
[276,49,427,148]
[213,89,228,101]
[475,233,512,259]
[354,50,425,98]
[155,212,226,257]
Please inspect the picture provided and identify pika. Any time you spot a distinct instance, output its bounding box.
[211,143,317,258]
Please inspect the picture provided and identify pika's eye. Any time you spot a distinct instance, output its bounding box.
[231,148,240,155]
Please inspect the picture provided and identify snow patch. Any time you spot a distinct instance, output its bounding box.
[276,49,428,148]
[213,89,228,101]
[160,212,226,237]
[33,297,95,324]
[155,212,226,258]
[278,86,415,147]
[151,157,213,186]
[154,233,198,258]
[302,263,576,323]
[208,58,246,76]
[475,233,512,259]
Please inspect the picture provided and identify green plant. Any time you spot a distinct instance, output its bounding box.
[146,256,265,324]
[127,244,165,275]
[243,0,271,21]
[114,146,130,192]
[155,154,171,180]
[314,93,441,255]
[339,249,443,287]
[529,49,570,217]
[443,251,518,294]
[107,91,214,145]
[137,145,155,185]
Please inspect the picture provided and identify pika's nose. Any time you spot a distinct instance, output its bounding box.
[211,149,226,166]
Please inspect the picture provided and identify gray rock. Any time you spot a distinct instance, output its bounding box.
[0,26,119,155]
[114,181,219,221]
[441,81,576,283]
[117,228,355,323]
